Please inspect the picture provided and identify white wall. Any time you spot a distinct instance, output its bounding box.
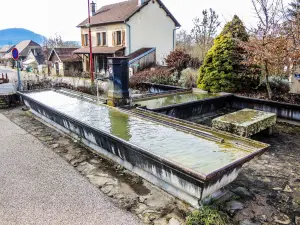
[127,1,176,65]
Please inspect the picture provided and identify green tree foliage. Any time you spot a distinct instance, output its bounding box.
[222,15,249,41]
[197,15,250,93]
[197,34,237,92]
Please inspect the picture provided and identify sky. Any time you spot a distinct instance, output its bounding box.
[0,0,290,41]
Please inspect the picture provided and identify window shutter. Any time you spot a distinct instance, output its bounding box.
[81,34,84,46]
[122,30,125,46]
[112,32,115,46]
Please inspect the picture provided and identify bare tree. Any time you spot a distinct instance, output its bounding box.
[42,33,80,48]
[42,33,64,48]
[242,0,300,99]
[176,29,193,51]
[281,0,300,72]
[191,9,221,60]
[245,0,282,98]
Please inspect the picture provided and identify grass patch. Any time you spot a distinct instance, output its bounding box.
[186,206,232,225]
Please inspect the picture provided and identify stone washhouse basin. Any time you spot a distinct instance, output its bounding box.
[19,89,269,208]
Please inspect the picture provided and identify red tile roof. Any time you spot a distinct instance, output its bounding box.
[77,0,180,27]
[127,48,153,60]
[49,48,81,62]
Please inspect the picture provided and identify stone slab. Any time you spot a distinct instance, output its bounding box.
[212,109,277,137]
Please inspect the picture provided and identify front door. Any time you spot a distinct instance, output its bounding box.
[55,62,59,76]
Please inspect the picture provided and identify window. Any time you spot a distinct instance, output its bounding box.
[116,31,122,45]
[112,30,124,46]
[96,32,106,46]
[102,32,107,46]
[97,33,101,46]
[84,34,89,46]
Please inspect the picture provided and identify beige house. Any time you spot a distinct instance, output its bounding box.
[290,65,300,94]
[74,0,180,73]
[48,48,83,76]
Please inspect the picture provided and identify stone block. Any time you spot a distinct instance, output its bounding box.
[212,109,276,137]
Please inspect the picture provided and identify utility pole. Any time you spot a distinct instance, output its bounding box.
[17,61,21,90]
[88,0,94,84]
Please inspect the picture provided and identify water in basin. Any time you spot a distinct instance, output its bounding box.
[134,92,219,109]
[26,91,251,175]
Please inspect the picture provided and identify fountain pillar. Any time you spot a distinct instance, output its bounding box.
[107,57,130,107]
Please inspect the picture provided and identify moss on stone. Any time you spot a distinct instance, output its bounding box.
[186,206,232,225]
[212,109,277,137]
[218,110,261,124]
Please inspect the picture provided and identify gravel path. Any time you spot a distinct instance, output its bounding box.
[0,113,142,225]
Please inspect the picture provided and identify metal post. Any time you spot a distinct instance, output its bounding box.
[88,0,94,84]
[17,60,21,90]
[96,79,99,103]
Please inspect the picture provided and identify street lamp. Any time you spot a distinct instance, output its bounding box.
[87,0,95,84]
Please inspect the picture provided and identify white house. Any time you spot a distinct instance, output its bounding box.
[22,48,46,74]
[74,0,180,73]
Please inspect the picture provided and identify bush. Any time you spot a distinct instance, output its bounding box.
[186,206,231,225]
[165,49,192,72]
[129,67,176,88]
[198,15,251,93]
[188,57,202,70]
[179,68,198,88]
[198,34,238,92]
[261,77,290,94]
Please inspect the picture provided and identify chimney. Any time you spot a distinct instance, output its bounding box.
[91,1,96,16]
[138,0,145,6]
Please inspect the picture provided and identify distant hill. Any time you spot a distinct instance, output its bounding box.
[0,28,45,46]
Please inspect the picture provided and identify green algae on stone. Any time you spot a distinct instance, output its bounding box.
[218,110,261,124]
[212,109,277,137]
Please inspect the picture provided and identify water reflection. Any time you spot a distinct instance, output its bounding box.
[135,93,219,109]
[109,110,132,141]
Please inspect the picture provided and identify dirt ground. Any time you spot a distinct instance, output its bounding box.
[189,109,300,224]
[223,123,300,225]
[1,107,300,225]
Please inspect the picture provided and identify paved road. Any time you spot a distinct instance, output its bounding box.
[0,67,13,74]
[0,66,19,84]
[0,113,141,225]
